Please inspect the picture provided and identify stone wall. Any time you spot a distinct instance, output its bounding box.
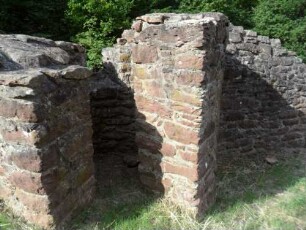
[0,35,95,229]
[1,12,306,229]
[219,26,306,157]
[89,69,138,191]
[103,13,228,215]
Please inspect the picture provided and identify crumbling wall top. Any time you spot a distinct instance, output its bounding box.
[0,34,86,71]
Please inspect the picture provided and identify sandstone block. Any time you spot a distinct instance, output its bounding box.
[15,189,51,213]
[132,45,158,64]
[171,89,202,107]
[133,65,151,79]
[229,32,242,43]
[10,146,58,172]
[171,101,202,115]
[179,150,199,163]
[136,133,161,154]
[174,55,204,70]
[135,95,172,118]
[0,98,42,122]
[132,20,143,32]
[9,170,59,195]
[176,71,205,87]
[163,122,200,145]
[138,14,165,24]
[161,161,198,182]
[143,80,166,98]
[138,154,161,172]
[161,142,176,157]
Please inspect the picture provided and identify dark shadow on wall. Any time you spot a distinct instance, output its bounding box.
[76,62,165,229]
[30,72,96,228]
[214,55,306,212]
[89,68,140,196]
[0,60,164,229]
[0,68,96,229]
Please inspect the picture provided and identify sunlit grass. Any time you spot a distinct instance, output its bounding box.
[0,212,11,230]
[1,148,306,230]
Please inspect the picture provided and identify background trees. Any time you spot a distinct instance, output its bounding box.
[0,0,305,67]
[254,0,306,61]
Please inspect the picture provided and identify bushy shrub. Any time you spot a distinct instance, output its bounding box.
[66,0,134,68]
[1,0,304,66]
[253,0,306,61]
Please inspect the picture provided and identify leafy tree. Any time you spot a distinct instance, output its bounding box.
[1,0,304,66]
[173,0,257,28]
[67,0,134,68]
[253,0,306,61]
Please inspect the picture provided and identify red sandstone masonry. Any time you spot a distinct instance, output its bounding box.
[0,35,95,229]
[103,13,228,216]
[2,12,303,229]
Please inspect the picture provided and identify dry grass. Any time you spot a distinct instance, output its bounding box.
[1,148,306,230]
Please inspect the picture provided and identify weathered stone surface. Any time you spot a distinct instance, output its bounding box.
[219,24,306,157]
[137,14,165,24]
[2,12,305,229]
[132,20,143,32]
[0,34,95,229]
[0,34,86,70]
[164,122,200,145]
[103,12,228,218]
[132,45,158,64]
[174,55,204,70]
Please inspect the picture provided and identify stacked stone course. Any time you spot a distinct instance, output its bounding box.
[103,13,229,215]
[0,35,95,229]
[219,25,306,157]
[0,12,306,230]
[89,70,138,190]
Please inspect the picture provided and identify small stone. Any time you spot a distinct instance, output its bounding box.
[60,65,93,79]
[271,39,282,48]
[265,155,278,165]
[245,30,257,37]
[229,32,242,43]
[132,20,143,32]
[117,38,127,45]
[139,15,165,24]
[123,155,139,168]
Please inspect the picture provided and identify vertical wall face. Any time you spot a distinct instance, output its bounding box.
[104,13,228,215]
[0,35,95,229]
[89,72,138,191]
[219,26,306,157]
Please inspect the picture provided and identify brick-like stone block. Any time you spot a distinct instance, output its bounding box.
[174,55,204,70]
[132,45,158,64]
[108,13,228,217]
[0,35,95,229]
[163,122,200,145]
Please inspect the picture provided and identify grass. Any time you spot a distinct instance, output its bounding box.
[0,208,35,230]
[0,213,11,230]
[1,148,306,229]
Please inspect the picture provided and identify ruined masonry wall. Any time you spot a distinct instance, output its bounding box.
[219,26,306,157]
[89,71,138,189]
[1,12,306,230]
[0,35,95,229]
[103,13,228,215]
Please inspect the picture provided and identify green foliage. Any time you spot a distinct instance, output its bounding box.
[0,0,305,66]
[253,0,306,61]
[176,0,257,28]
[67,0,134,68]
